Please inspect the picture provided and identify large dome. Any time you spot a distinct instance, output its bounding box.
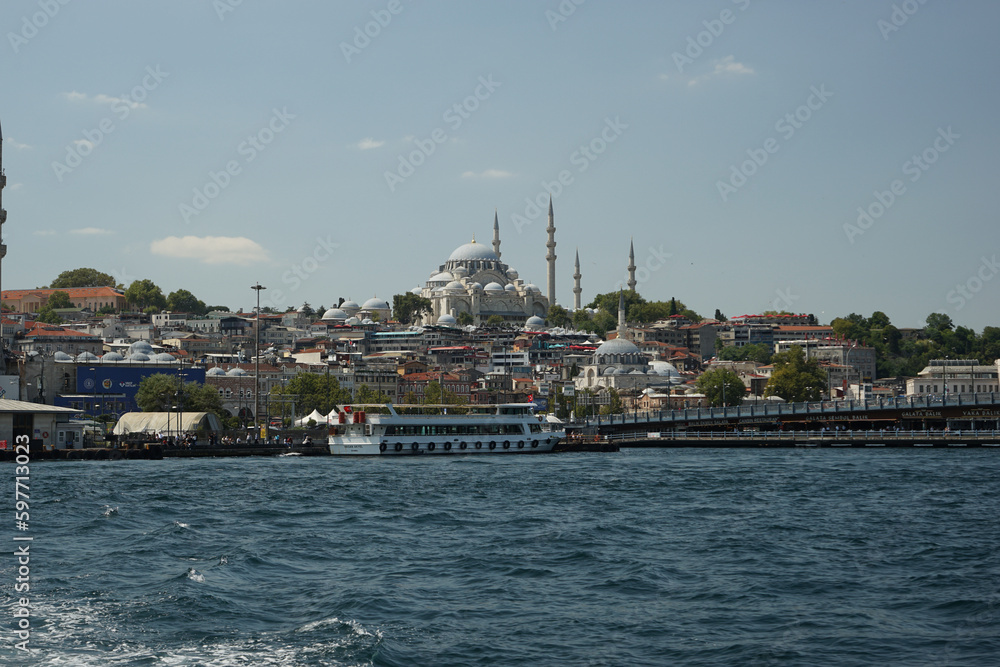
[362,297,390,310]
[448,240,498,262]
[594,337,642,359]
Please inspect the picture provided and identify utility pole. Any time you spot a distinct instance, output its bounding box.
[251,284,266,438]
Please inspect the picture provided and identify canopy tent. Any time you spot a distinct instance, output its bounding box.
[294,409,327,427]
[113,411,223,436]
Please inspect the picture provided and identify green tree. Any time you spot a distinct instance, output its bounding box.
[50,267,117,288]
[135,374,225,420]
[714,308,726,322]
[718,343,772,364]
[273,371,351,417]
[125,279,166,311]
[47,290,72,309]
[300,302,315,318]
[354,384,392,405]
[166,289,208,315]
[696,368,745,407]
[765,346,827,402]
[599,387,624,415]
[546,304,571,327]
[35,305,62,324]
[486,315,505,328]
[392,293,433,325]
[423,380,465,406]
[457,312,474,326]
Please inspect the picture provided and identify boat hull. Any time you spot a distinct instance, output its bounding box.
[329,433,564,456]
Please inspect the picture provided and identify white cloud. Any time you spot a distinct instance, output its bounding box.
[150,236,269,265]
[62,90,146,110]
[713,55,754,76]
[684,56,755,86]
[461,169,514,179]
[356,138,385,150]
[8,183,22,191]
[4,137,31,150]
[70,227,112,235]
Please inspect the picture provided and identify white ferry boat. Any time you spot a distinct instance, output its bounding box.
[328,403,565,456]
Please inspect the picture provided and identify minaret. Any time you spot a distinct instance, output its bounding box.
[627,238,636,291]
[572,248,582,311]
[617,288,626,335]
[492,209,501,260]
[545,197,556,306]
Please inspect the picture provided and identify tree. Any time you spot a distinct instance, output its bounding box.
[273,371,351,417]
[599,387,624,415]
[354,384,392,405]
[718,342,772,365]
[125,279,166,311]
[35,306,62,324]
[457,312,474,326]
[486,315,505,328]
[50,267,117,288]
[47,290,72,309]
[546,304,571,327]
[166,289,207,315]
[300,302,315,318]
[135,373,225,420]
[765,346,827,403]
[423,380,465,405]
[696,368,745,407]
[714,308,726,322]
[392,293,433,325]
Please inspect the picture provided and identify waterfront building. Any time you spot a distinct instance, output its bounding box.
[906,359,1000,397]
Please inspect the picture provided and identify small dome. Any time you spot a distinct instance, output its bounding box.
[504,283,517,292]
[506,268,519,280]
[345,316,361,326]
[594,337,642,359]
[206,367,226,376]
[470,282,483,291]
[649,361,680,377]
[362,318,375,325]
[437,313,458,326]
[525,283,541,293]
[445,281,465,291]
[410,287,422,295]
[429,272,453,283]
[526,315,545,328]
[362,297,390,310]
[129,352,151,362]
[76,351,99,362]
[129,340,154,354]
[452,265,469,278]
[153,353,177,363]
[101,352,125,362]
[448,241,498,262]
[322,308,348,321]
[226,367,247,376]
[484,282,504,292]
[53,351,74,362]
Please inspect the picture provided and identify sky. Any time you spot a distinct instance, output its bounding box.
[1,0,998,331]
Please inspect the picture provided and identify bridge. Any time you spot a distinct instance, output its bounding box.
[594,429,1000,448]
[582,393,1000,439]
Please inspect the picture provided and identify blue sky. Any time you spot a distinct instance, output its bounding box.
[2,0,998,331]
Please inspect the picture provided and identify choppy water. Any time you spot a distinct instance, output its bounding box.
[3,449,1000,666]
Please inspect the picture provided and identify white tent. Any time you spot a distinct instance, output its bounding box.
[295,409,327,427]
[113,412,222,436]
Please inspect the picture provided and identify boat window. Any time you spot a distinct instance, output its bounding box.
[529,423,542,433]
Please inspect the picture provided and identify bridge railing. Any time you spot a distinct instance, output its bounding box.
[591,392,1000,427]
[603,429,1000,443]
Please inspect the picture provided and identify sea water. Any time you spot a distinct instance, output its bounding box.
[2,449,999,666]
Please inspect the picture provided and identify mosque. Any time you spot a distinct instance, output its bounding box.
[409,202,568,327]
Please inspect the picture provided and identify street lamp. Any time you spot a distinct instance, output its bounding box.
[251,283,266,438]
